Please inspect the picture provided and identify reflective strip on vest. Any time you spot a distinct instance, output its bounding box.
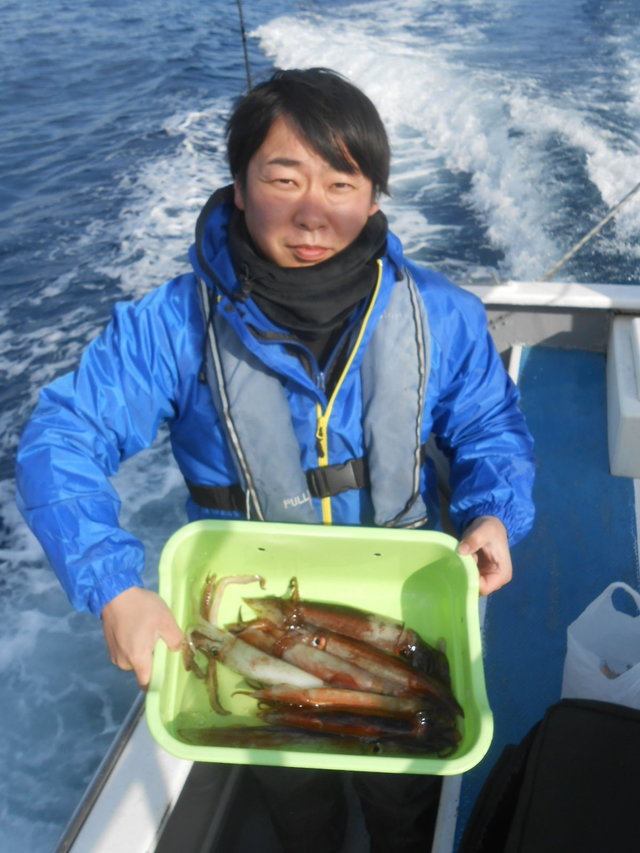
[197,268,429,527]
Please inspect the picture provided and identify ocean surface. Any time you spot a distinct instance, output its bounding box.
[2,0,640,849]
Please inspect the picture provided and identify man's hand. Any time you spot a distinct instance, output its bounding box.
[457,515,512,596]
[101,586,184,690]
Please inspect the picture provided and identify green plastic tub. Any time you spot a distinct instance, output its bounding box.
[146,520,493,775]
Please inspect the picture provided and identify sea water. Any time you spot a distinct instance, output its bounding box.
[1,0,640,849]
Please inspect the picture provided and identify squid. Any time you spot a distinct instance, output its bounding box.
[200,573,266,625]
[228,619,399,695]
[182,573,463,755]
[185,623,324,688]
[230,617,462,716]
[292,624,462,716]
[243,579,451,688]
[183,622,323,714]
[176,725,449,756]
[242,685,427,717]
[258,707,431,740]
[256,707,461,755]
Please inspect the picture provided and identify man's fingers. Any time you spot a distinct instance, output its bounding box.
[101,587,184,691]
[162,621,185,651]
[457,516,512,595]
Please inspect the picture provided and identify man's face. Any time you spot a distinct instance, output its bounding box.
[234,114,379,268]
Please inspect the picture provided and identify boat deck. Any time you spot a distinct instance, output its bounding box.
[449,343,640,849]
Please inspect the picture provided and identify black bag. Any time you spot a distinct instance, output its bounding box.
[459,698,640,853]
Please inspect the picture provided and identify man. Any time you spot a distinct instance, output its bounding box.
[17,68,534,851]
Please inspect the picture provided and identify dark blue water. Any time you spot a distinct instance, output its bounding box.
[2,1,640,850]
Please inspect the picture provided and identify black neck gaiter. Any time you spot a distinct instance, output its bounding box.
[228,208,388,335]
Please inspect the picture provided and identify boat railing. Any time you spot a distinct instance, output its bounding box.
[52,692,146,853]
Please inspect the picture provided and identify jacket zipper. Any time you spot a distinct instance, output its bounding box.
[314,260,384,524]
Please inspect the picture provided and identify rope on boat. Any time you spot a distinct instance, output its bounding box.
[235,0,253,90]
[539,178,640,281]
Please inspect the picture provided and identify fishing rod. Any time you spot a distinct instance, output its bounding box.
[539,178,640,282]
[235,0,253,90]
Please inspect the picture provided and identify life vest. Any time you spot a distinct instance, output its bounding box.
[193,266,430,528]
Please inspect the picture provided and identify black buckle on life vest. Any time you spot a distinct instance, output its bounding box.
[305,457,369,499]
[186,456,370,511]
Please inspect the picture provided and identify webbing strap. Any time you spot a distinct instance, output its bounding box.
[307,456,369,499]
[186,481,246,513]
[187,456,369,512]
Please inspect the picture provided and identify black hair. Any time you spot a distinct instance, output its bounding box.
[226,67,390,197]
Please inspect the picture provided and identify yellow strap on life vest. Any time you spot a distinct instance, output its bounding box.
[315,260,384,524]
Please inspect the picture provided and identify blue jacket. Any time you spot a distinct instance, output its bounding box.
[16,192,535,616]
